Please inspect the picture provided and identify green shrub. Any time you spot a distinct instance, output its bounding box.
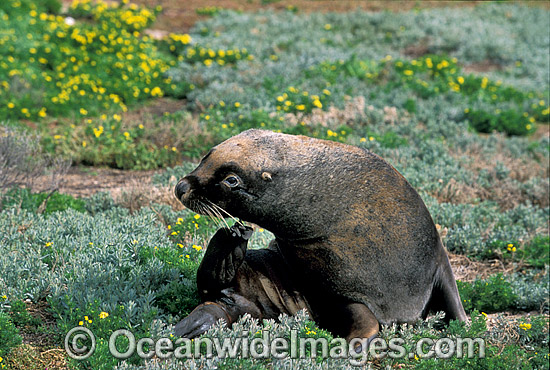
[0,188,86,215]
[8,299,37,328]
[457,274,517,313]
[195,6,223,16]
[466,108,536,136]
[523,236,550,268]
[486,236,549,268]
[0,311,22,358]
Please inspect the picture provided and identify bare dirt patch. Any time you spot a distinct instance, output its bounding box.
[42,166,160,198]
[463,60,504,74]
[449,253,515,283]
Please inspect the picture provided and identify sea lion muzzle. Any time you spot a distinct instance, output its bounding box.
[175,178,191,201]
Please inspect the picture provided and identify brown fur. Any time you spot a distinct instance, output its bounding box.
[175,129,467,341]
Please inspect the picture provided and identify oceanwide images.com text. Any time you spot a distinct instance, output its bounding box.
[65,327,486,366]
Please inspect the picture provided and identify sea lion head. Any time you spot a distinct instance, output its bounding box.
[175,129,368,240]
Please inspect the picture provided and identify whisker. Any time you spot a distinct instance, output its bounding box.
[198,201,222,229]
[203,203,223,229]
[200,200,227,230]
[209,202,237,227]
[207,200,240,228]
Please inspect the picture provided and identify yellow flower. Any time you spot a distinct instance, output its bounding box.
[194,214,200,220]
[324,24,331,30]
[312,99,322,109]
[192,244,202,251]
[403,70,413,76]
[457,76,464,84]
[7,102,14,109]
[93,126,104,138]
[79,321,84,326]
[113,114,121,122]
[204,59,212,66]
[234,102,241,108]
[296,104,306,111]
[322,89,330,95]
[45,242,53,247]
[425,57,433,68]
[80,108,88,115]
[519,323,531,330]
[123,131,130,139]
[360,137,367,143]
[481,77,488,89]
[151,86,163,97]
[99,312,109,319]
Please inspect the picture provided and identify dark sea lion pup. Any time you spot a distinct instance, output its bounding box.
[175,129,467,342]
[174,223,310,338]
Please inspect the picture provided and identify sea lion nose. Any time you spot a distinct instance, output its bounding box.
[175,178,191,201]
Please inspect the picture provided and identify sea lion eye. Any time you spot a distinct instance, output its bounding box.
[222,174,241,188]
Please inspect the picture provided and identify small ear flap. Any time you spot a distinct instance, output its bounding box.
[261,172,272,182]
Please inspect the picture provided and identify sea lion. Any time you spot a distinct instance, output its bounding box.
[174,129,467,341]
[175,223,310,338]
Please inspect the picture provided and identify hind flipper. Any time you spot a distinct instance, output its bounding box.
[429,252,467,322]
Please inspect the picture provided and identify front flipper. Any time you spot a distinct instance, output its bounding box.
[315,300,379,353]
[197,224,253,300]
